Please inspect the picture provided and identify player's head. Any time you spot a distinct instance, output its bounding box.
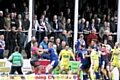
[48,41,53,48]
[14,46,20,52]
[115,42,119,48]
[79,44,84,50]
[89,45,94,51]
[33,41,38,46]
[101,44,106,51]
[65,44,69,50]
[91,39,97,45]
[98,43,102,50]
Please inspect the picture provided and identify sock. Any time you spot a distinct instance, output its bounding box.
[83,73,87,80]
[95,72,100,79]
[46,69,49,75]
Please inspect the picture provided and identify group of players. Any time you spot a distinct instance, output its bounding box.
[77,39,120,80]
[30,38,120,80]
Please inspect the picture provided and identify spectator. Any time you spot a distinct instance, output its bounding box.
[58,11,64,22]
[55,38,61,55]
[39,36,50,59]
[110,16,116,33]
[23,14,30,48]
[16,27,25,53]
[67,30,73,48]
[107,36,114,49]
[8,46,23,75]
[23,14,30,30]
[45,17,54,37]
[7,26,17,58]
[16,14,23,29]
[39,36,48,49]
[4,8,9,17]
[51,15,59,32]
[97,8,102,18]
[65,8,72,19]
[33,15,40,38]
[4,13,11,30]
[93,13,98,23]
[25,37,36,59]
[4,13,11,49]
[102,30,110,42]
[66,18,72,31]
[21,6,29,19]
[95,18,102,32]
[59,30,68,44]
[78,18,85,32]
[0,11,4,32]
[75,34,86,51]
[90,19,96,30]
[11,3,17,12]
[59,17,66,30]
[102,14,107,24]
[84,21,91,33]
[88,12,93,23]
[0,35,5,59]
[60,41,66,51]
[99,21,110,41]
[87,29,98,46]
[10,12,17,28]
[39,14,47,40]
[32,20,36,37]
[106,15,111,22]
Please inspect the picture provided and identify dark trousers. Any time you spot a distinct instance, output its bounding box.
[0,53,3,59]
[8,45,15,58]
[18,44,23,53]
[10,66,23,74]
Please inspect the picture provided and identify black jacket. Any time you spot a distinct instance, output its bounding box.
[0,16,4,29]
[16,32,25,46]
[8,31,17,45]
[23,19,30,30]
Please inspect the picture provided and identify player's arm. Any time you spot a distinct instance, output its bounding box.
[110,51,113,62]
[39,49,49,53]
[70,51,75,61]
[84,54,90,57]
[36,49,43,56]
[84,52,90,58]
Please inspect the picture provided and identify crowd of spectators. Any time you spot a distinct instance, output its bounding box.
[0,0,118,59]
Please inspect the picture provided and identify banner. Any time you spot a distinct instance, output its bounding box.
[35,60,50,74]
[0,75,77,80]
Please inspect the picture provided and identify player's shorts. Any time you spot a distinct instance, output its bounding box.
[112,60,119,67]
[30,60,40,67]
[79,61,89,69]
[50,60,58,69]
[61,63,69,70]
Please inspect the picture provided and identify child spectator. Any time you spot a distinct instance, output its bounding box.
[0,35,5,59]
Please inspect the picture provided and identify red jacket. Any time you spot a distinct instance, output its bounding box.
[87,33,98,46]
